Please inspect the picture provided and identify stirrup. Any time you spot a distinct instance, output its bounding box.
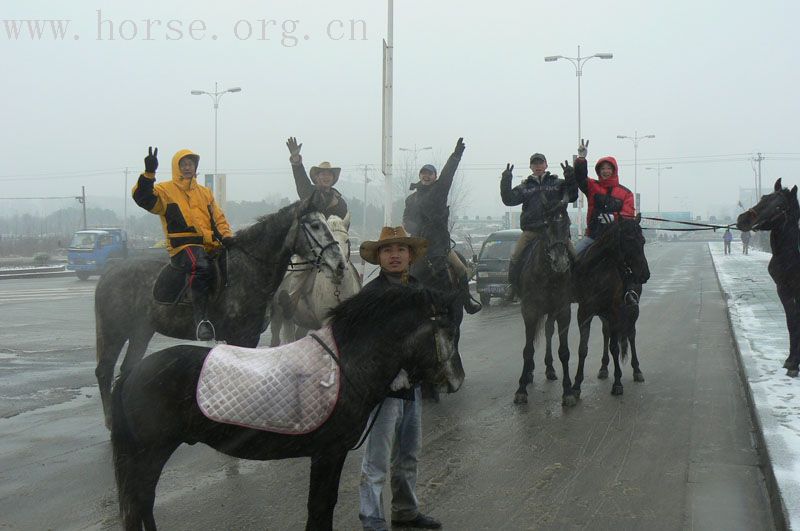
[196,319,216,341]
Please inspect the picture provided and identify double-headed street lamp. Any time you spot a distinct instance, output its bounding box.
[617,131,655,210]
[190,83,242,186]
[645,164,672,214]
[545,46,613,235]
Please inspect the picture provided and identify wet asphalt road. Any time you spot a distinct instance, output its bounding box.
[0,242,775,530]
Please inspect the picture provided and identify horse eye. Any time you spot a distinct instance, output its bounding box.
[310,222,320,229]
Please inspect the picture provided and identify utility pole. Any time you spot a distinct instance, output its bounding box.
[755,152,764,199]
[123,167,129,233]
[76,186,87,229]
[362,165,371,277]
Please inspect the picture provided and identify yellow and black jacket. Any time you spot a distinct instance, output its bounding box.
[132,149,232,256]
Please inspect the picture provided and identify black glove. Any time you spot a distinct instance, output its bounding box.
[222,237,235,249]
[454,137,466,156]
[560,160,574,180]
[144,146,159,173]
[502,163,514,179]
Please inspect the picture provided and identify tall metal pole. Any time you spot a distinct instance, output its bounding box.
[634,131,639,203]
[381,0,394,225]
[123,168,129,233]
[575,45,583,236]
[757,152,763,199]
[214,81,219,184]
[81,186,87,230]
[362,165,370,277]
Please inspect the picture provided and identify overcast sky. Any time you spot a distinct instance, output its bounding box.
[2,0,798,220]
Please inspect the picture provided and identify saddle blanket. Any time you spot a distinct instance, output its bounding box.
[196,326,341,435]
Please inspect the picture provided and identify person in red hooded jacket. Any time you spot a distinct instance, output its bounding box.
[573,139,640,305]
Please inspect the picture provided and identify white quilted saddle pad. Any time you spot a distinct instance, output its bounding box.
[196,326,341,434]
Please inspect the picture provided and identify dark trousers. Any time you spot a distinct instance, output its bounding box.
[171,246,212,321]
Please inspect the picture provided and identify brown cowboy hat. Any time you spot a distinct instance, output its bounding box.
[359,226,428,265]
[309,162,341,185]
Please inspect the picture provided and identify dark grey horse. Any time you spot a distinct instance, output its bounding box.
[737,178,800,376]
[513,202,575,406]
[94,196,346,427]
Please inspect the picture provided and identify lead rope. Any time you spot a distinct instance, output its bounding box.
[309,333,384,451]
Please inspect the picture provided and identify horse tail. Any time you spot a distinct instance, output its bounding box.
[111,371,143,530]
[619,304,639,364]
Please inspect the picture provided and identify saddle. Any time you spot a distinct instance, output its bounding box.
[196,326,341,434]
[152,252,227,305]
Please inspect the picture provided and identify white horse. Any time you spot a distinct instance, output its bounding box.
[269,213,362,345]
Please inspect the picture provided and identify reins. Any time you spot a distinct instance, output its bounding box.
[309,332,383,451]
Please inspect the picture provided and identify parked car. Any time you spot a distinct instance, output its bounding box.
[474,229,522,305]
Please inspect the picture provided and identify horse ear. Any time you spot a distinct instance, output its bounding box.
[792,185,798,197]
[635,213,642,224]
[343,211,351,229]
[775,178,783,192]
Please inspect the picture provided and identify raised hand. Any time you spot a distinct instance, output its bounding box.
[561,160,574,179]
[502,163,514,179]
[286,137,303,158]
[454,137,466,156]
[578,138,589,158]
[144,146,159,173]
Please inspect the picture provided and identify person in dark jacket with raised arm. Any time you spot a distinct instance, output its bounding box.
[403,137,480,314]
[500,152,578,300]
[286,136,348,218]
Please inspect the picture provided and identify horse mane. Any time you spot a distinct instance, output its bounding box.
[232,201,300,248]
[328,286,443,343]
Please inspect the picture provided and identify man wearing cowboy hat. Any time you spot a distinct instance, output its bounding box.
[357,227,442,531]
[286,136,348,218]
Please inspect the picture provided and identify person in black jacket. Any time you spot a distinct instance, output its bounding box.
[500,153,578,299]
[286,136,348,218]
[357,226,442,531]
[403,137,480,314]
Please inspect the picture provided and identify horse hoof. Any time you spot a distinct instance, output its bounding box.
[562,395,577,407]
[514,392,528,405]
[598,369,609,380]
[546,371,558,381]
[611,385,624,396]
[104,414,112,431]
[633,372,645,383]
[572,389,581,400]
[788,369,800,378]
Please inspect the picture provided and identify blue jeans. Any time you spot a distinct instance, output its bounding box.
[359,387,422,529]
[575,236,595,256]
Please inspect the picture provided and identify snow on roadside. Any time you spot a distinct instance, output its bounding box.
[709,241,800,528]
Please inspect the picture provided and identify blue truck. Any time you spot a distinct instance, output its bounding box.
[67,228,166,280]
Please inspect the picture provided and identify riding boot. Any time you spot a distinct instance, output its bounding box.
[460,273,482,314]
[192,293,215,341]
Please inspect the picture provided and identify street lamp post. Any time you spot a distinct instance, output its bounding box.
[645,164,672,214]
[399,144,433,181]
[190,82,242,198]
[617,131,655,211]
[545,46,613,235]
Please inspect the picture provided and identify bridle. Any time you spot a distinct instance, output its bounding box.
[747,196,790,231]
[288,219,341,271]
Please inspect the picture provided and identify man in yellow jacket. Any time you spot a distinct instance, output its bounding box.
[132,147,233,340]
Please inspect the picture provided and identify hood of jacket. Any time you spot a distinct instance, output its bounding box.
[594,156,619,189]
[171,149,200,191]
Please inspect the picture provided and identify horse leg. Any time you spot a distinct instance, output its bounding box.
[556,307,575,407]
[269,303,283,347]
[779,288,800,375]
[544,315,557,381]
[95,317,127,430]
[609,329,624,395]
[306,450,348,531]
[629,325,645,382]
[514,309,539,404]
[598,317,610,380]
[119,329,155,376]
[572,306,592,398]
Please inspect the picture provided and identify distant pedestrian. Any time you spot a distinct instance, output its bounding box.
[723,228,733,255]
[741,230,751,255]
